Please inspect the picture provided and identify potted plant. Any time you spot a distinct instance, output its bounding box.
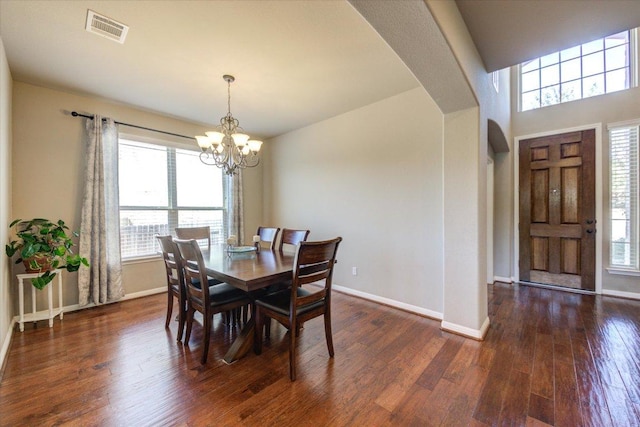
[5,218,89,290]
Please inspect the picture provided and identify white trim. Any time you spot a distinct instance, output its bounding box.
[606,267,640,277]
[602,288,640,300]
[0,318,16,373]
[11,287,166,324]
[607,118,640,129]
[514,123,603,294]
[441,316,490,340]
[332,284,442,320]
[493,276,513,284]
[122,254,162,265]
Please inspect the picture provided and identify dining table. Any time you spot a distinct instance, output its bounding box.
[202,244,296,364]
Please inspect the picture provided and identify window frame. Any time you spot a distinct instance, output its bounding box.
[118,133,228,261]
[518,28,638,112]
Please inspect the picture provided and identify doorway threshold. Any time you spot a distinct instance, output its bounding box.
[517,280,596,295]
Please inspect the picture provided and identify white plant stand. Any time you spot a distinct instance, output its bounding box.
[17,269,64,332]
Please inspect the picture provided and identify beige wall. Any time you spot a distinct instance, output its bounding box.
[10,82,263,311]
[511,71,640,295]
[265,87,445,314]
[0,37,13,368]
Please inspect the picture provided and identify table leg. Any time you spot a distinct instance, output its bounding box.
[57,273,63,320]
[222,318,256,364]
[31,286,36,326]
[47,280,53,327]
[18,277,24,332]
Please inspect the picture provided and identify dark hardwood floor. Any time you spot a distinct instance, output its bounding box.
[2,282,640,426]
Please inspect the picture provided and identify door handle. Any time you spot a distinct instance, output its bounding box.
[586,229,596,234]
[586,219,596,224]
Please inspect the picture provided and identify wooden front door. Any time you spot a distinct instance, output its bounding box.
[519,129,596,291]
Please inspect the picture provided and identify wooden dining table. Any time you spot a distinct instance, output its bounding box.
[202,245,296,364]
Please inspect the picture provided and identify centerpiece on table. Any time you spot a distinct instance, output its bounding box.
[5,218,90,289]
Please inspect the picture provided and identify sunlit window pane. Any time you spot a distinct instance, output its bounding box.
[176,149,223,207]
[120,210,169,258]
[541,64,559,87]
[606,45,628,71]
[178,210,225,244]
[561,80,581,102]
[540,84,560,106]
[521,58,539,73]
[582,38,603,55]
[540,52,559,67]
[582,51,604,77]
[119,140,168,206]
[583,74,605,98]
[521,91,540,111]
[560,46,581,61]
[605,31,629,48]
[606,68,629,92]
[561,58,581,82]
[521,70,540,92]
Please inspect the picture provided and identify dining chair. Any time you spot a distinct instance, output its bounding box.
[256,226,280,250]
[278,228,310,252]
[156,235,187,342]
[254,237,342,381]
[174,238,252,364]
[175,226,211,250]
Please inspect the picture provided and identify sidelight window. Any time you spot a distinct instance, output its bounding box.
[520,29,636,111]
[609,121,640,269]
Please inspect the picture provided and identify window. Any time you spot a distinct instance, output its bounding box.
[119,137,226,259]
[520,29,636,111]
[609,121,640,269]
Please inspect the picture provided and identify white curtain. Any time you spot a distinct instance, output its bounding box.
[227,170,244,245]
[78,115,124,305]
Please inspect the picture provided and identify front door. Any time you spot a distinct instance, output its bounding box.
[519,129,596,291]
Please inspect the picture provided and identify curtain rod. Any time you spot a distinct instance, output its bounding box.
[71,111,195,141]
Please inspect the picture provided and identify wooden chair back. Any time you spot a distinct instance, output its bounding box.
[156,234,187,340]
[256,226,280,250]
[290,237,342,316]
[278,228,310,252]
[175,226,211,250]
[173,238,210,311]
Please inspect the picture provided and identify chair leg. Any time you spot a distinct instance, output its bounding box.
[324,310,334,357]
[242,304,249,324]
[201,312,212,364]
[254,307,263,355]
[289,322,297,381]
[176,305,186,342]
[184,307,195,345]
[165,291,174,328]
[265,316,271,339]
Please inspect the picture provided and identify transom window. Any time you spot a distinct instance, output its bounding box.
[520,29,635,111]
[118,137,226,259]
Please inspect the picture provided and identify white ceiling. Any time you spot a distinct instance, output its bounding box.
[2,0,640,140]
[0,0,419,139]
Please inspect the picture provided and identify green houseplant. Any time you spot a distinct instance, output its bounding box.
[5,218,90,290]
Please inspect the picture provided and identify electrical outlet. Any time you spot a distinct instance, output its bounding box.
[352,267,357,276]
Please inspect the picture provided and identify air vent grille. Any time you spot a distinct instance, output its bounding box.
[85,10,128,44]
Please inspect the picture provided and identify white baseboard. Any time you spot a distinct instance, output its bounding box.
[493,276,513,284]
[441,316,490,340]
[602,288,640,300]
[11,287,166,324]
[0,318,16,374]
[332,284,443,320]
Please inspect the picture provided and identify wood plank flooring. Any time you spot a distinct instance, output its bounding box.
[2,283,640,426]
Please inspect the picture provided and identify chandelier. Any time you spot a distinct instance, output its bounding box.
[195,75,262,175]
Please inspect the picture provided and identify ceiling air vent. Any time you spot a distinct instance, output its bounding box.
[85,10,128,44]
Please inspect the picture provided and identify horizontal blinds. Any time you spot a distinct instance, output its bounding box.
[119,138,225,259]
[609,124,639,267]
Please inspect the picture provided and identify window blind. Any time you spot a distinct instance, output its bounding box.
[119,138,225,259]
[609,124,639,267]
